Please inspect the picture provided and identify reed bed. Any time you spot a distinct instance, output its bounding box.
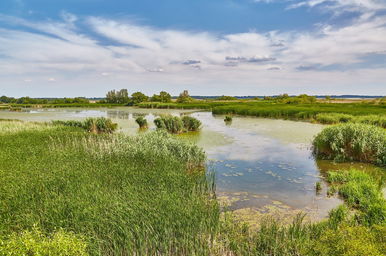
[0,122,218,255]
[154,115,201,134]
[313,123,386,166]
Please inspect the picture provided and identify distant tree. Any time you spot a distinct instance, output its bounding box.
[216,95,237,101]
[116,89,129,104]
[131,92,149,104]
[106,89,130,104]
[0,96,16,103]
[159,91,172,103]
[176,90,193,103]
[151,91,172,103]
[106,90,117,103]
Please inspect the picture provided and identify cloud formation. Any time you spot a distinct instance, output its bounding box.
[0,1,385,96]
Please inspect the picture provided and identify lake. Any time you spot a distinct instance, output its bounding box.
[2,107,381,226]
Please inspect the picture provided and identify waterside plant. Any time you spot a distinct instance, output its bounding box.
[154,115,201,134]
[313,123,386,166]
[135,116,148,129]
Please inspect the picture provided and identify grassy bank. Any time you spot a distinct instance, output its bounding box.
[0,120,385,255]
[139,101,386,127]
[0,121,218,255]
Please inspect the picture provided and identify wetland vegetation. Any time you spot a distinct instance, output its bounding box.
[0,101,385,255]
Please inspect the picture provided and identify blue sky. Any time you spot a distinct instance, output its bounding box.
[0,0,386,97]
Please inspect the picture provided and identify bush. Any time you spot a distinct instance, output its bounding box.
[154,115,184,134]
[313,123,386,166]
[154,115,201,133]
[135,116,148,129]
[0,227,88,256]
[224,115,233,122]
[181,116,201,131]
[83,117,117,134]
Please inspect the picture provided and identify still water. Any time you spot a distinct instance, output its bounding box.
[3,107,381,225]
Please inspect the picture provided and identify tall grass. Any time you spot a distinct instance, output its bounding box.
[0,121,385,255]
[0,122,218,255]
[313,123,386,166]
[315,113,386,128]
[52,117,117,133]
[327,170,386,226]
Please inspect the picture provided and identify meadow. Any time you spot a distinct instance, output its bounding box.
[0,119,385,255]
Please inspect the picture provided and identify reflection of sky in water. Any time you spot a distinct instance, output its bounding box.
[1,108,345,218]
[187,112,339,210]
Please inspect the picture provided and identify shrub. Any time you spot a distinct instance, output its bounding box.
[181,116,201,131]
[0,227,88,256]
[135,116,148,129]
[83,117,117,134]
[315,181,322,192]
[224,115,233,122]
[313,123,386,166]
[154,115,184,134]
[154,115,201,133]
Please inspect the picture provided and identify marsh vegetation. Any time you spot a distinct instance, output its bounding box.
[0,106,384,255]
[313,123,386,166]
[154,115,201,134]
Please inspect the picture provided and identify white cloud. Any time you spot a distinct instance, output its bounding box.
[289,0,386,13]
[0,10,385,96]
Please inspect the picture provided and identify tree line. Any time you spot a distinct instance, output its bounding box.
[103,89,193,104]
[0,96,89,104]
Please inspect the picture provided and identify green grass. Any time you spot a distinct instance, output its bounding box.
[327,170,386,226]
[0,121,218,255]
[139,101,386,127]
[0,120,385,255]
[52,117,118,134]
[313,123,386,166]
[0,227,88,256]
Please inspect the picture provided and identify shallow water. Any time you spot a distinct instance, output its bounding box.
[2,107,382,224]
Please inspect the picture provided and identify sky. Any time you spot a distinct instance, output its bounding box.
[0,0,386,97]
